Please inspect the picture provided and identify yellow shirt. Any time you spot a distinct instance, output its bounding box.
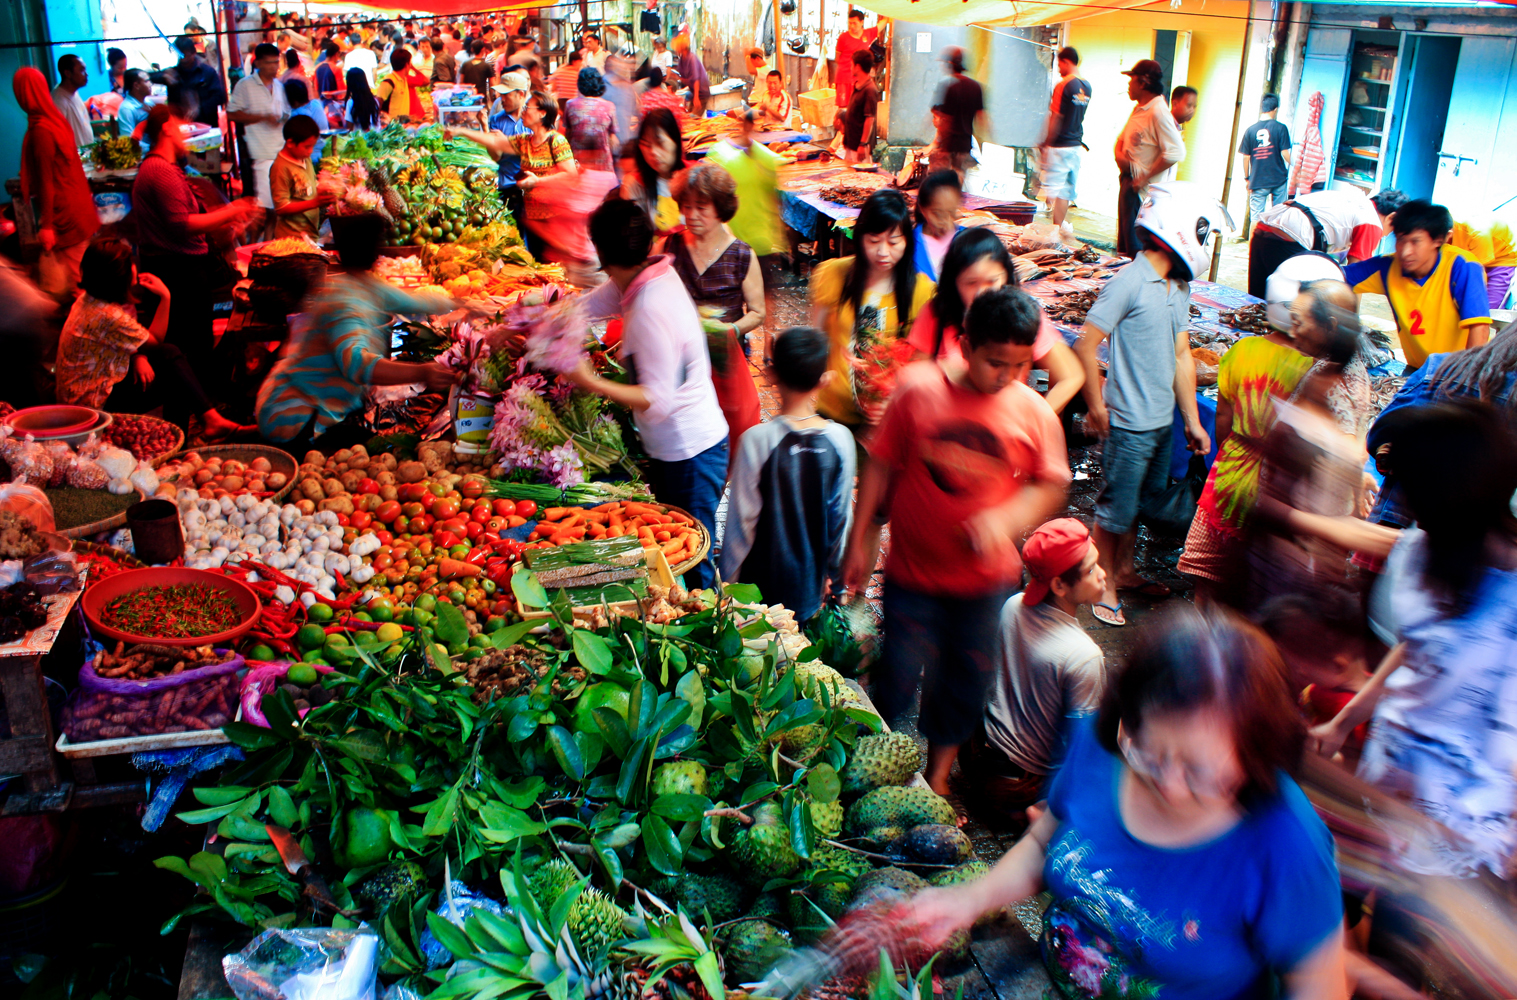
[1347,243,1492,369]
[809,256,936,425]
[1450,219,1517,268]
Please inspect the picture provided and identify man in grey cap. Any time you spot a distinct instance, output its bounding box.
[1113,58,1185,256]
[489,71,532,224]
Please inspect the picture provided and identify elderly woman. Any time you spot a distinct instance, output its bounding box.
[908,611,1348,1000]
[662,162,764,461]
[562,65,618,171]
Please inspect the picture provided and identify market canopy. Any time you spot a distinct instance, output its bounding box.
[857,0,1156,28]
[295,0,556,15]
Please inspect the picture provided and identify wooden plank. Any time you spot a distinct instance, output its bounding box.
[56,725,231,759]
[0,653,60,790]
[179,920,247,1000]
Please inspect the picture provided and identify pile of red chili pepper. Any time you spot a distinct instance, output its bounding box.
[101,583,242,638]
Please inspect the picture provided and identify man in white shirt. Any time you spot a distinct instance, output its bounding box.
[1113,59,1184,257]
[228,43,290,214]
[743,46,775,103]
[1248,187,1406,298]
[581,32,608,72]
[52,54,95,146]
[343,32,378,86]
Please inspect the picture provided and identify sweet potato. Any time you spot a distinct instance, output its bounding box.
[396,461,428,484]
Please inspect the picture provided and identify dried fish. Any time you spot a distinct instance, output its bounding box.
[1044,288,1101,325]
[1219,303,1270,334]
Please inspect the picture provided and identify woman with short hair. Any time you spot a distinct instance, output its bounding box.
[563,66,618,171]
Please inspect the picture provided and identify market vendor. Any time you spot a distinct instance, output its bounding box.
[905,612,1348,1000]
[1248,187,1405,300]
[1449,214,1516,311]
[1344,199,1491,371]
[255,213,464,449]
[565,199,728,589]
[623,108,687,235]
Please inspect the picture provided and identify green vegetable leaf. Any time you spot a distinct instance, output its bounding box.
[641,814,683,876]
[332,729,388,761]
[191,785,253,806]
[693,950,726,1000]
[267,785,299,828]
[592,708,632,758]
[572,630,613,675]
[222,720,285,750]
[806,763,841,804]
[791,801,816,859]
[616,737,650,805]
[511,569,549,609]
[173,800,248,825]
[723,583,764,604]
[477,801,548,842]
[434,601,470,647]
[422,787,460,837]
[425,911,476,960]
[675,670,706,730]
[651,793,712,823]
[545,725,585,781]
[489,620,538,649]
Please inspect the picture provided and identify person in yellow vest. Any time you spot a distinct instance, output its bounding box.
[1344,199,1491,371]
[1449,215,1516,311]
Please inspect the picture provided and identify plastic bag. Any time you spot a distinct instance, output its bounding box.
[240,659,334,727]
[224,926,380,1000]
[418,882,503,969]
[1,434,53,488]
[41,440,76,487]
[0,482,55,532]
[1140,454,1208,538]
[61,641,242,742]
[24,549,79,594]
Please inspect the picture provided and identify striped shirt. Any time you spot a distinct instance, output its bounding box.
[255,273,453,442]
[131,154,209,256]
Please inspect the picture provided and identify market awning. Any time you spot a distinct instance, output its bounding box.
[296,0,557,15]
[856,0,1155,28]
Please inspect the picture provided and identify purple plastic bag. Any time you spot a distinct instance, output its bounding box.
[62,641,244,742]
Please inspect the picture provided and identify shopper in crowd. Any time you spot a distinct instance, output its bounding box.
[281,48,310,90]
[228,43,291,215]
[374,48,431,122]
[345,68,380,130]
[840,49,879,167]
[706,111,785,357]
[622,107,686,234]
[722,325,854,624]
[930,46,983,178]
[1077,190,1212,626]
[14,66,100,296]
[284,80,329,158]
[909,611,1347,999]
[1259,589,1374,764]
[485,72,531,225]
[1249,187,1404,299]
[810,188,934,435]
[314,42,343,96]
[1240,93,1293,227]
[117,69,152,151]
[430,35,457,83]
[638,67,687,125]
[159,35,225,127]
[567,199,729,588]
[581,32,607,72]
[52,54,94,147]
[563,67,619,171]
[672,34,708,115]
[1347,199,1491,371]
[664,162,764,458]
[1112,59,1184,257]
[907,227,1084,415]
[132,105,262,382]
[56,236,247,438]
[845,286,1071,797]
[833,8,875,117]
[912,169,963,282]
[1170,84,1198,126]
[1450,216,1515,310]
[1040,46,1091,238]
[106,48,128,96]
[649,35,674,73]
[601,54,639,151]
[740,46,774,105]
[550,49,584,102]
[413,37,436,79]
[459,39,494,97]
[970,517,1105,829]
[343,31,379,86]
[270,115,331,240]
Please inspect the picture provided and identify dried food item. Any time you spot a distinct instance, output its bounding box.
[1190,303,1203,318]
[97,641,231,680]
[0,582,50,641]
[43,486,137,532]
[0,434,53,487]
[465,644,585,703]
[1073,243,1101,263]
[1191,347,1222,367]
[1043,288,1101,326]
[100,583,243,638]
[62,663,238,740]
[0,509,45,560]
[1219,303,1269,334]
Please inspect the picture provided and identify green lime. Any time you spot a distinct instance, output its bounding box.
[296,623,328,650]
[397,609,415,626]
[247,643,277,661]
[460,647,485,661]
[324,633,351,651]
[411,609,434,628]
[430,226,443,239]
[301,649,329,664]
[286,663,319,685]
[483,616,506,634]
[353,630,383,650]
[308,603,334,623]
[375,622,404,643]
[337,808,393,869]
[353,611,373,623]
[447,588,466,605]
[448,543,471,559]
[370,604,394,623]
[414,593,437,613]
[468,633,492,649]
[572,682,631,733]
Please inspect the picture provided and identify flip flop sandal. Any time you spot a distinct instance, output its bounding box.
[1119,579,1172,598]
[1092,601,1126,627]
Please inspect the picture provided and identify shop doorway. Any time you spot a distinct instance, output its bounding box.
[1391,34,1460,201]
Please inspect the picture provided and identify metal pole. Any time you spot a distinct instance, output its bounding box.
[1209,2,1254,283]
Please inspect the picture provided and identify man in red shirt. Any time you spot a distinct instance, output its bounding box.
[833,9,876,116]
[844,287,1071,797]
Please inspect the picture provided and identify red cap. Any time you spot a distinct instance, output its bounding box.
[1022,518,1092,606]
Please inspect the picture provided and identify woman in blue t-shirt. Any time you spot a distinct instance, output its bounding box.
[909,611,1347,1000]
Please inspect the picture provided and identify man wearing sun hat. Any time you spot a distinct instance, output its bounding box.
[968,518,1107,826]
[488,71,532,225]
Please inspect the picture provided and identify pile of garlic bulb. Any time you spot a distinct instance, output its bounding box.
[176,490,377,601]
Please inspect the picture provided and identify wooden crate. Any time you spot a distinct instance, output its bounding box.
[517,546,676,623]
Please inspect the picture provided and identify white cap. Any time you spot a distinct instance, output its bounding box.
[1135,182,1233,282]
[1264,253,1345,330]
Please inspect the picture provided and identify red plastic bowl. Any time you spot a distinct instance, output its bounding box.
[82,567,262,648]
[6,405,100,438]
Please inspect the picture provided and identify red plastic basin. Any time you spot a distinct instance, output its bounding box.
[82,567,262,648]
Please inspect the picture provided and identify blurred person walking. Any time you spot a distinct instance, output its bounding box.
[930,46,983,178]
[14,66,99,297]
[1040,46,1090,238]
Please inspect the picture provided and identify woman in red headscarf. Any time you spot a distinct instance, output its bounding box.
[13,66,100,296]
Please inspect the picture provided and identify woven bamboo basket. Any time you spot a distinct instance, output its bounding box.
[47,486,146,540]
[103,413,184,464]
[153,444,300,504]
[663,504,712,578]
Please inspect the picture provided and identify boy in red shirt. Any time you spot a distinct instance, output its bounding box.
[845,287,1071,796]
[1258,590,1373,763]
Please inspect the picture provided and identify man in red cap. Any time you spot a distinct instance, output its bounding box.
[969,517,1105,827]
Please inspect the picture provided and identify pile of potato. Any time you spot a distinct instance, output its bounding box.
[159,452,290,498]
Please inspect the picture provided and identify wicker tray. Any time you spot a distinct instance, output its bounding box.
[103,413,185,464]
[47,485,147,540]
[154,443,299,504]
[666,505,711,578]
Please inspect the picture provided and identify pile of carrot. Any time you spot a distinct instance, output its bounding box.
[527,501,704,565]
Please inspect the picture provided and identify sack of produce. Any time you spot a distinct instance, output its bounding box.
[61,640,243,742]
[240,659,335,727]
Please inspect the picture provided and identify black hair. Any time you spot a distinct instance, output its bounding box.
[1297,280,1362,366]
[1370,188,1408,217]
[528,90,559,129]
[578,66,606,97]
[963,286,1040,351]
[79,236,137,304]
[285,48,301,70]
[58,53,83,75]
[174,35,197,57]
[1391,199,1453,240]
[767,69,782,79]
[1257,588,1365,662]
[1260,93,1280,113]
[124,68,148,90]
[391,48,413,71]
[852,49,874,73]
[771,326,830,392]
[915,169,962,228]
[848,8,865,18]
[842,189,919,334]
[107,47,127,66]
[1171,84,1197,104]
[346,67,380,129]
[590,198,655,269]
[283,113,320,143]
[1138,228,1193,281]
[254,42,279,61]
[1057,46,1079,64]
[1040,558,1091,605]
[647,66,665,88]
[143,103,175,144]
[1424,323,1517,424]
[945,47,965,73]
[332,213,389,270]
[931,228,1016,355]
[284,79,310,107]
[632,107,685,219]
[567,48,584,63]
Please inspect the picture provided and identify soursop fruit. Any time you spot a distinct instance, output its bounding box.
[353,861,427,913]
[651,760,709,798]
[568,887,629,961]
[846,786,956,838]
[801,844,874,921]
[847,866,928,910]
[721,918,792,983]
[928,860,991,887]
[528,858,584,907]
[746,892,786,920]
[904,824,973,865]
[650,873,746,923]
[729,802,802,883]
[810,798,844,838]
[840,732,922,796]
[788,890,835,945]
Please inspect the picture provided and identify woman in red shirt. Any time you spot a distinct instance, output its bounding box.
[13,66,100,296]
